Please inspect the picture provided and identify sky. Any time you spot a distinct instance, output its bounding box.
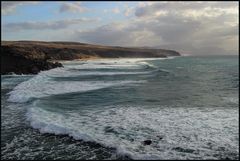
[1,1,239,55]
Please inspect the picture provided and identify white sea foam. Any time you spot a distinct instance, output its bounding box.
[1,75,34,90]
[69,71,152,76]
[65,64,141,70]
[62,57,164,70]
[42,67,153,77]
[62,57,167,65]
[7,76,145,103]
[222,97,239,104]
[7,58,160,103]
[3,56,239,160]
[26,105,239,160]
[57,71,152,77]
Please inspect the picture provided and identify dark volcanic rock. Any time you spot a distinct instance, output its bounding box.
[143,140,152,145]
[172,147,195,153]
[1,46,63,74]
[156,135,163,140]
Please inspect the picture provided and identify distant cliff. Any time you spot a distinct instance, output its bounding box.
[1,41,180,74]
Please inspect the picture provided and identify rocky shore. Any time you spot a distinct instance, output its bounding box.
[1,41,180,74]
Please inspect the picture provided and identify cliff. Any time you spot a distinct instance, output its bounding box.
[1,41,180,74]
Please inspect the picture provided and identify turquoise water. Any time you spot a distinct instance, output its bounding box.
[1,56,239,159]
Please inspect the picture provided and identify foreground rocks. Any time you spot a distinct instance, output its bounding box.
[143,140,152,145]
[1,41,180,74]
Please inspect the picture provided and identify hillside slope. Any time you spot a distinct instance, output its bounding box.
[1,41,180,74]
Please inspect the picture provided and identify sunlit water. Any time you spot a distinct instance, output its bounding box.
[1,56,239,160]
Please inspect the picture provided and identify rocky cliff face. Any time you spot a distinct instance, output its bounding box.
[1,41,180,74]
[1,43,63,75]
[1,46,63,74]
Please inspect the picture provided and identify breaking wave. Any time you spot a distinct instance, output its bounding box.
[26,104,239,160]
[4,56,238,160]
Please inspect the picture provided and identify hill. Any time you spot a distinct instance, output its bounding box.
[1,41,180,74]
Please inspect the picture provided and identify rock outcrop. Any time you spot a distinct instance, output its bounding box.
[143,140,152,145]
[1,41,180,74]
[1,44,63,74]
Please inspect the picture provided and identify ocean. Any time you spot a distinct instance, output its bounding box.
[1,55,239,160]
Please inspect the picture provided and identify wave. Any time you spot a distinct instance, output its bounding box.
[7,68,146,103]
[58,59,158,77]
[7,58,161,103]
[69,71,152,76]
[1,73,35,77]
[1,75,34,90]
[4,56,239,159]
[63,58,162,70]
[8,79,145,103]
[222,97,239,104]
[66,64,142,70]
[54,70,153,77]
[26,105,239,160]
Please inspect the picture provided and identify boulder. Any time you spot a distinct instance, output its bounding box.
[143,140,152,145]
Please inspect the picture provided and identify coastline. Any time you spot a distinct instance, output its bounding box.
[1,56,178,75]
[1,41,180,75]
[49,56,102,63]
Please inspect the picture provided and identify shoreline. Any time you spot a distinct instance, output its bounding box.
[51,56,174,63]
[1,56,179,75]
[1,41,180,75]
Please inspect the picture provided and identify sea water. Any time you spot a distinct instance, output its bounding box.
[1,56,239,160]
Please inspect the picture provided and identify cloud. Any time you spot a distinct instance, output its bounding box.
[59,2,88,13]
[1,1,40,15]
[72,1,238,55]
[112,7,120,14]
[2,2,238,55]
[135,1,238,18]
[3,18,99,32]
[103,7,120,14]
[71,21,164,47]
[124,6,134,17]
[72,23,135,46]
